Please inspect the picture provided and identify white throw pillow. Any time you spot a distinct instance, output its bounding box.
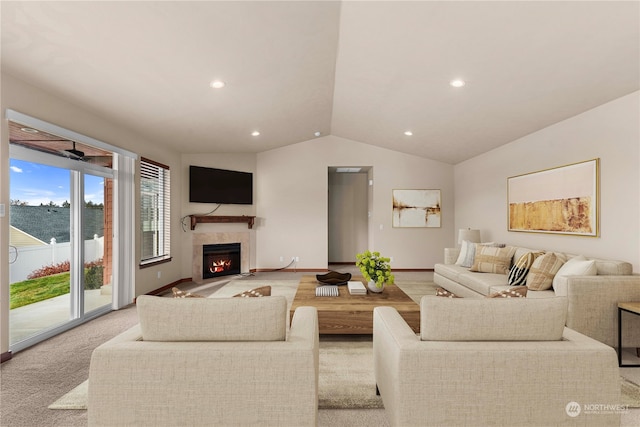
[552,255,597,288]
[455,240,475,267]
[455,241,496,268]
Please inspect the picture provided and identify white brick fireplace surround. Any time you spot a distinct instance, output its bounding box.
[192,232,250,284]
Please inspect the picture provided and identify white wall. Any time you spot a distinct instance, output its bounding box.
[256,136,454,270]
[454,91,640,271]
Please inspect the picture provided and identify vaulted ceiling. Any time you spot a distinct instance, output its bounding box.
[2,1,638,164]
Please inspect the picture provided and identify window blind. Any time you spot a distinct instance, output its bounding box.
[140,157,171,265]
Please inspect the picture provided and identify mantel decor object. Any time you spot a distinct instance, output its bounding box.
[316,271,352,286]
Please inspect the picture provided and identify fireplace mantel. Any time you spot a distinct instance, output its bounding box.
[189,215,255,230]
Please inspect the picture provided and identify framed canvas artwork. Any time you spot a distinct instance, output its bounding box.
[392,189,441,228]
[507,159,599,236]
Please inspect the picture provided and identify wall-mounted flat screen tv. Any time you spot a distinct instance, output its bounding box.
[189,165,253,204]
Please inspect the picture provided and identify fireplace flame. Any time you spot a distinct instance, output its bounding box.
[210,259,232,274]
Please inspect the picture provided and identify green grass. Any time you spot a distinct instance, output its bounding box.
[10,273,71,309]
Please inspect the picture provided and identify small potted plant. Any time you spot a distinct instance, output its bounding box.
[355,250,394,293]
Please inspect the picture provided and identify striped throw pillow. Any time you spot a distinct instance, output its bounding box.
[508,252,544,286]
[469,245,516,274]
[526,253,565,291]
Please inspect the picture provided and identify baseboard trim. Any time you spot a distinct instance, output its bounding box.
[140,277,193,301]
[1,351,13,363]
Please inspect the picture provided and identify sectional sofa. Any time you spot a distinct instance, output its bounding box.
[434,244,640,349]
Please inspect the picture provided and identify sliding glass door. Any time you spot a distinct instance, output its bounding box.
[83,173,113,315]
[6,110,137,354]
[9,145,115,351]
[8,160,74,344]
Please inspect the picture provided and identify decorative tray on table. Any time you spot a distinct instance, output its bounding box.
[316,271,352,286]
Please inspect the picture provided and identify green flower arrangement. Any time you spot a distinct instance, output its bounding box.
[355,250,394,288]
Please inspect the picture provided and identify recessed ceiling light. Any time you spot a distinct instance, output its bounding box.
[450,79,466,88]
[21,127,39,134]
[336,167,362,173]
[404,131,413,136]
[210,80,225,89]
[251,131,260,136]
[314,131,321,137]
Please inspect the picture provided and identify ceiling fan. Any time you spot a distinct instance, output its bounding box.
[59,141,86,161]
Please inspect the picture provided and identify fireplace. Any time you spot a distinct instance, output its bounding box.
[202,243,241,279]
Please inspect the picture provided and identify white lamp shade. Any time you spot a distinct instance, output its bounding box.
[458,229,481,244]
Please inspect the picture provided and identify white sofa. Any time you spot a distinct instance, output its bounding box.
[373,296,621,427]
[88,296,319,427]
[434,245,640,348]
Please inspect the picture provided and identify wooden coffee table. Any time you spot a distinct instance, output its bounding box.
[289,275,420,334]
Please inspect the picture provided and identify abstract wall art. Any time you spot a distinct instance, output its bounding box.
[392,189,441,228]
[507,159,599,236]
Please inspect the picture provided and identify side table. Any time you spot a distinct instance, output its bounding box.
[617,302,640,367]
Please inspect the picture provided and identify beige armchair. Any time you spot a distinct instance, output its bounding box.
[373,296,621,426]
[88,296,318,427]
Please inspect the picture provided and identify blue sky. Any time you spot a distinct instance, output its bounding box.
[9,159,104,206]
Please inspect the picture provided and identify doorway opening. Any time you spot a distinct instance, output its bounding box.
[327,167,372,266]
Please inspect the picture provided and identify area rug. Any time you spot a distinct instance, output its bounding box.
[49,279,429,410]
[49,338,382,410]
[209,279,300,313]
[622,376,640,408]
[48,380,88,410]
[209,278,436,305]
[51,279,638,411]
[318,338,382,409]
[48,339,640,411]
